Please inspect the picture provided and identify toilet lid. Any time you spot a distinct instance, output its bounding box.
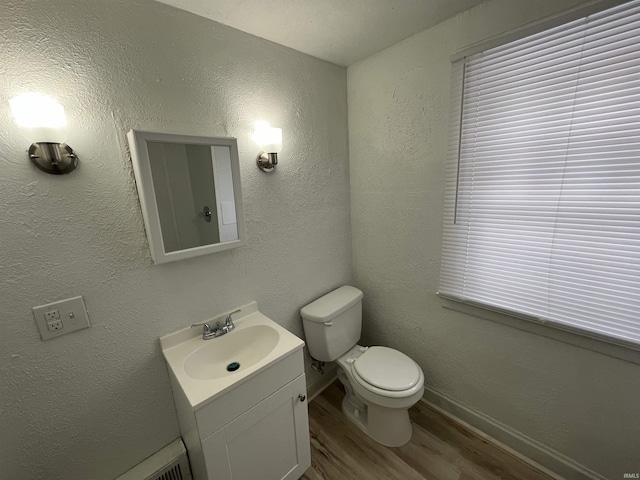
[353,346,420,391]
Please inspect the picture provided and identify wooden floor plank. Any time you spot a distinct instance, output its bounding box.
[410,401,557,480]
[301,381,561,480]
[305,395,426,480]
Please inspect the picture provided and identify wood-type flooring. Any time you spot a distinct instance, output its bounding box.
[301,381,560,480]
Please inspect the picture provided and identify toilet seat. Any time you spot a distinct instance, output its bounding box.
[340,346,424,403]
[337,344,425,411]
[353,346,420,392]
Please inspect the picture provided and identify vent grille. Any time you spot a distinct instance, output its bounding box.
[153,463,184,480]
[116,439,192,480]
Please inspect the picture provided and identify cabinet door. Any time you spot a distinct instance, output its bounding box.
[202,374,310,480]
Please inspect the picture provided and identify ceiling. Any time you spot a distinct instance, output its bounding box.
[153,0,487,66]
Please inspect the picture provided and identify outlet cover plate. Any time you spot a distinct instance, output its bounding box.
[33,296,90,341]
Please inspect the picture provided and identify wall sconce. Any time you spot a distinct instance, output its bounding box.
[253,124,282,173]
[9,93,78,175]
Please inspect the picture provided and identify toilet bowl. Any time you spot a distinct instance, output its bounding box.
[300,285,425,447]
[335,345,424,447]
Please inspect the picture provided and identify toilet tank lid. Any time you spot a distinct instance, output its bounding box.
[300,285,363,322]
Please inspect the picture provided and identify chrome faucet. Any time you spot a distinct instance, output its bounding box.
[191,309,241,340]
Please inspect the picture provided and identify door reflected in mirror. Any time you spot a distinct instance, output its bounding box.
[128,131,246,264]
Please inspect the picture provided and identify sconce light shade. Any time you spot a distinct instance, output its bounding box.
[254,126,282,154]
[10,93,67,141]
[254,125,282,173]
[9,93,77,175]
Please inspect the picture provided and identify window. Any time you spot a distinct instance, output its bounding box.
[439,0,640,349]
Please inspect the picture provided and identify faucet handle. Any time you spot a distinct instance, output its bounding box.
[191,322,213,333]
[225,309,241,329]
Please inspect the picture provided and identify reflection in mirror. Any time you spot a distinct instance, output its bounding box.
[146,142,239,252]
[127,131,246,264]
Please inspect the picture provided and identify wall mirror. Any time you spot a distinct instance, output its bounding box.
[127,130,246,264]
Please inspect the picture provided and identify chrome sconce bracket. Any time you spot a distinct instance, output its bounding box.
[28,142,78,175]
[256,151,278,173]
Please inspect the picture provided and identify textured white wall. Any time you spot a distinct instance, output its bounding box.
[0,1,350,479]
[348,0,640,478]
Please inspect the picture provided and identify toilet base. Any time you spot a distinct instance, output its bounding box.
[366,402,413,447]
[341,394,368,432]
[337,368,414,447]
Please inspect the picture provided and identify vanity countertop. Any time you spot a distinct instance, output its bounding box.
[160,301,305,409]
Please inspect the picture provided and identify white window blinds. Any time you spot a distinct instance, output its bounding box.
[439,0,640,347]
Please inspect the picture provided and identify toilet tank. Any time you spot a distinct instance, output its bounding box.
[300,285,363,362]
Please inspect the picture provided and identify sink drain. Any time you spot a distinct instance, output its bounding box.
[226,362,240,372]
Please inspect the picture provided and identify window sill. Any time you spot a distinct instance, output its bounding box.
[439,295,640,366]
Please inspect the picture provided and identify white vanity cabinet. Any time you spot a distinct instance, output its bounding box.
[201,373,309,480]
[168,348,311,480]
[161,303,311,480]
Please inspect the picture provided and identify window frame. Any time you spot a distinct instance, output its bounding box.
[439,0,640,364]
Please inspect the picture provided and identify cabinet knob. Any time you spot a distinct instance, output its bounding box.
[298,394,306,402]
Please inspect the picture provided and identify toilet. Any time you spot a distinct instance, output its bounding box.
[301,285,424,447]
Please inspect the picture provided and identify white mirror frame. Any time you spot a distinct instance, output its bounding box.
[127,130,246,264]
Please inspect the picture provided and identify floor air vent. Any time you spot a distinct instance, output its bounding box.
[148,461,186,480]
[116,438,192,480]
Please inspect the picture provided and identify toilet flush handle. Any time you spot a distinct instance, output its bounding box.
[323,320,333,326]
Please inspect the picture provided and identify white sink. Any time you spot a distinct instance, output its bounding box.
[184,325,280,380]
[160,301,305,408]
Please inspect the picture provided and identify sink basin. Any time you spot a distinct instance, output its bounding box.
[160,301,305,408]
[184,325,279,380]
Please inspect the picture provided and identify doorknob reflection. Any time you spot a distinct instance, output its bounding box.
[199,205,212,223]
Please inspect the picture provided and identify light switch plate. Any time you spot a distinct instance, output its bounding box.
[33,296,90,341]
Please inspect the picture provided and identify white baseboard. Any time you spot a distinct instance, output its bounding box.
[307,365,338,402]
[421,386,607,480]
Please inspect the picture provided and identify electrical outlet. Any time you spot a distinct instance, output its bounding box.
[47,315,63,332]
[44,310,63,332]
[33,296,90,341]
[47,320,63,332]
